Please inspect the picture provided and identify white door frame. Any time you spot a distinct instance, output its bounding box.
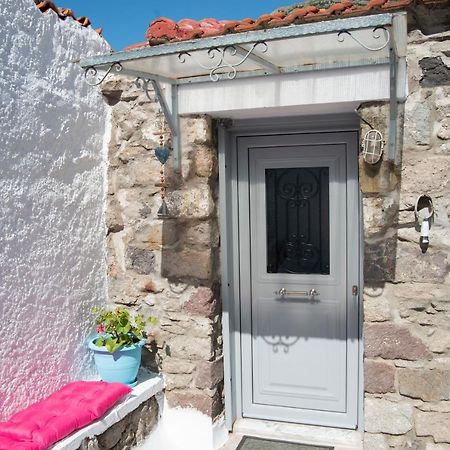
[217,114,363,431]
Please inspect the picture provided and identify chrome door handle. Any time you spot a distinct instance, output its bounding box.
[274,288,320,298]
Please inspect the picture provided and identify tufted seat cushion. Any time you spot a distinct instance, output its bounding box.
[0,381,131,450]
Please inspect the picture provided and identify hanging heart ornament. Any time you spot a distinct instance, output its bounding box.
[154,147,170,165]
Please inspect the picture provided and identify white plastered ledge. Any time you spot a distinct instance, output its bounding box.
[50,372,164,450]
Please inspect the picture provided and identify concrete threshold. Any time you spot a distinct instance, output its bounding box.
[221,418,363,450]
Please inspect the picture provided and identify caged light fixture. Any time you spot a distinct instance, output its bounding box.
[362,129,385,164]
[356,105,385,164]
[154,108,171,219]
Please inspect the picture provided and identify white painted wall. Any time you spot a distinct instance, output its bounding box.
[0,0,110,420]
[137,399,228,450]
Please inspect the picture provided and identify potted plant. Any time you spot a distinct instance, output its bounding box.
[88,307,156,386]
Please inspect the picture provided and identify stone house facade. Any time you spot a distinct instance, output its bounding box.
[359,26,450,448]
[90,2,449,448]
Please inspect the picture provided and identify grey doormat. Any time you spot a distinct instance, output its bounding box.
[236,436,334,450]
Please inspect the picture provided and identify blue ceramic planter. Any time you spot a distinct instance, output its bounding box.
[89,337,145,386]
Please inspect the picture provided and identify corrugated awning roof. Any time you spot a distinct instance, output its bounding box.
[81,13,402,85]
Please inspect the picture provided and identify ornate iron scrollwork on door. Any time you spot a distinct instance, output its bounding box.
[266,167,330,275]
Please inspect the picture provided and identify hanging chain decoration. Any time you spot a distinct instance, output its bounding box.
[154,108,171,218]
[337,26,390,51]
[178,41,268,82]
[84,62,123,86]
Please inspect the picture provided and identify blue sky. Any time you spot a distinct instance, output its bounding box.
[60,0,289,50]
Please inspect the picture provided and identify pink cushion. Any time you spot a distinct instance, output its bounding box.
[0,381,131,450]
[0,435,40,450]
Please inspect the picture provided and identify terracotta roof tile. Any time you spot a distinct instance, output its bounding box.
[34,0,100,34]
[125,41,150,51]
[382,0,414,10]
[125,0,446,50]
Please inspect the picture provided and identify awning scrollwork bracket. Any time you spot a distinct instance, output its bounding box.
[84,63,181,172]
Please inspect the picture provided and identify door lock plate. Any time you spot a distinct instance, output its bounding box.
[352,285,358,296]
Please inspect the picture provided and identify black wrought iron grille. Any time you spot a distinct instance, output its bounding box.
[265,167,330,275]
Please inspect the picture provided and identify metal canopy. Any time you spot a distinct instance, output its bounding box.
[80,12,407,170]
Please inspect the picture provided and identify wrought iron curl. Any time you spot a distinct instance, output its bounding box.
[337,26,390,51]
[178,41,268,82]
[84,62,123,86]
[134,77,154,101]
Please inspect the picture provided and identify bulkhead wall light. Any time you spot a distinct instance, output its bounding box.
[362,129,385,164]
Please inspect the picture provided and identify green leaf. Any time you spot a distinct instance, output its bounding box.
[92,306,154,349]
[95,337,105,347]
[105,337,120,353]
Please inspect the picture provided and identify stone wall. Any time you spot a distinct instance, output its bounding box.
[102,78,224,420]
[361,28,450,449]
[79,397,159,450]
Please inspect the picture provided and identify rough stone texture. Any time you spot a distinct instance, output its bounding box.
[399,369,450,401]
[363,285,392,322]
[419,57,450,87]
[365,398,413,435]
[0,1,110,421]
[78,397,159,450]
[165,389,223,418]
[364,236,397,282]
[395,241,449,283]
[361,25,450,448]
[127,247,156,274]
[184,286,219,318]
[364,360,396,394]
[364,323,431,360]
[162,248,213,280]
[194,357,224,389]
[104,79,223,419]
[363,433,389,450]
[415,411,450,443]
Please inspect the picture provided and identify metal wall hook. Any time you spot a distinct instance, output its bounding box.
[414,194,434,252]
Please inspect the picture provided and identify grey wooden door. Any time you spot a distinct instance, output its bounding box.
[237,132,359,429]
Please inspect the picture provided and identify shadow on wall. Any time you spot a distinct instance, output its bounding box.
[359,111,401,290]
[101,80,224,418]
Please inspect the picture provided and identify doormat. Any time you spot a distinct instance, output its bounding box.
[236,436,334,450]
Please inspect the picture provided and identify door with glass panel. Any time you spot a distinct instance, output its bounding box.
[237,132,359,428]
